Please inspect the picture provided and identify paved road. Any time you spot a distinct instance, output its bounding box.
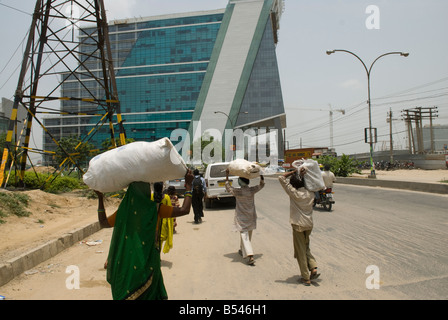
[1,177,447,300]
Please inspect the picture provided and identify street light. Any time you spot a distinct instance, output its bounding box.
[214,111,248,128]
[326,49,409,178]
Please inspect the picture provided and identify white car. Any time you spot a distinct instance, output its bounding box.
[203,162,239,208]
[165,178,186,196]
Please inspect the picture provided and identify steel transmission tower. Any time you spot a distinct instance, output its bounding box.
[0,0,126,188]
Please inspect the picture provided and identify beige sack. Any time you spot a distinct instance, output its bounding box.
[228,159,261,179]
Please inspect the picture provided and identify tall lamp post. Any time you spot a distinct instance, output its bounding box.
[326,49,409,178]
[214,110,248,127]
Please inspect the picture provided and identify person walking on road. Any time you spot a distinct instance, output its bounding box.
[166,186,180,233]
[279,167,320,286]
[192,169,206,224]
[95,170,194,300]
[225,168,265,265]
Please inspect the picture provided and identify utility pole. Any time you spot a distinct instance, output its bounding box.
[387,109,394,162]
[386,108,400,162]
[401,107,438,154]
[329,104,345,148]
[294,106,345,149]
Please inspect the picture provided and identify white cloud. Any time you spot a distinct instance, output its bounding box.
[339,79,362,89]
[104,0,139,20]
[103,0,229,21]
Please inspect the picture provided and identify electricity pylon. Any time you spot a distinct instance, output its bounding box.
[0,0,126,188]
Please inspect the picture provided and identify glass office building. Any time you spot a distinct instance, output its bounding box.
[43,0,286,161]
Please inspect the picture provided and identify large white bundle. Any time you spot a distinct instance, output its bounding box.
[228,159,261,179]
[292,159,325,192]
[83,138,187,192]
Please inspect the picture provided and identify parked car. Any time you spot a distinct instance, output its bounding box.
[203,162,239,208]
[165,178,186,196]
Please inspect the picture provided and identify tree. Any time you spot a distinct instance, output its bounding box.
[101,137,135,151]
[190,134,225,166]
[53,137,96,169]
[318,154,362,177]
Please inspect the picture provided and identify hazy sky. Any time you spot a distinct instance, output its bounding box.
[0,0,447,161]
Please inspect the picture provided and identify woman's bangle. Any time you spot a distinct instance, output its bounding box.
[184,191,192,197]
[98,209,105,213]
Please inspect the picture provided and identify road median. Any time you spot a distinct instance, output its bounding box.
[336,176,448,194]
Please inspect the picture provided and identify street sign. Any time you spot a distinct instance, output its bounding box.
[364,128,377,144]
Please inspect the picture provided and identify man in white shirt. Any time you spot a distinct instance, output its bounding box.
[321,164,336,189]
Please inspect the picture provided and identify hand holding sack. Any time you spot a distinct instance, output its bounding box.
[83,138,187,193]
[292,159,325,192]
[228,159,262,179]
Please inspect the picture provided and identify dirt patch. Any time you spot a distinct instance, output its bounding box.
[0,188,120,263]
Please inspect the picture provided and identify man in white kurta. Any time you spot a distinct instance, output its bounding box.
[225,169,264,265]
[321,164,336,189]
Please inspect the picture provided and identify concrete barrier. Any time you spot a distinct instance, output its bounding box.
[336,177,448,194]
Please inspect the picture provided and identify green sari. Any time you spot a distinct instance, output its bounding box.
[106,182,168,300]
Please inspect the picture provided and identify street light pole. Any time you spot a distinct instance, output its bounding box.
[214,110,248,128]
[326,49,409,178]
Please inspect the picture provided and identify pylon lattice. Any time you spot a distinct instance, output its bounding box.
[0,0,126,188]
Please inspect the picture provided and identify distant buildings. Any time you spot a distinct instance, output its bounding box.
[42,0,286,164]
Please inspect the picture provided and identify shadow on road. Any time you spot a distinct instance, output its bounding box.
[223,252,263,265]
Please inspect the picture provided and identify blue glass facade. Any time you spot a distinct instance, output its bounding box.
[44,11,224,150]
[236,17,284,127]
[42,1,286,162]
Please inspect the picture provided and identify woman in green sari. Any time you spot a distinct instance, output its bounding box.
[96,170,193,300]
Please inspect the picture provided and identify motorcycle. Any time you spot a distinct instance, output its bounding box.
[313,188,335,211]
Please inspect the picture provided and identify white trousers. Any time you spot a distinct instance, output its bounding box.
[240,230,253,258]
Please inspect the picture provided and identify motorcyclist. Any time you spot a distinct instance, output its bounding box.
[321,164,336,190]
[315,164,336,205]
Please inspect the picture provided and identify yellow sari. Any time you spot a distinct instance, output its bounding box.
[152,193,174,254]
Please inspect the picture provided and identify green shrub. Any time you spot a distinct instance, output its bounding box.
[7,171,46,189]
[45,176,83,193]
[5,171,86,193]
[0,209,7,224]
[318,154,362,177]
[0,192,31,220]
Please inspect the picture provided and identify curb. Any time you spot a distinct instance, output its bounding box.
[336,177,448,195]
[0,222,100,287]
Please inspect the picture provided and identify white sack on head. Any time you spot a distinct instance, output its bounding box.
[292,159,325,192]
[228,159,261,179]
[83,138,187,192]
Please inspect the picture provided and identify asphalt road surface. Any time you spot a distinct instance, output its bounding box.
[1,177,447,300]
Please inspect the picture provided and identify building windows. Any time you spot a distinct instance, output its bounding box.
[43,12,223,153]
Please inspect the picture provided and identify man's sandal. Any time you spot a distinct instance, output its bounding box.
[310,268,320,280]
[300,278,311,286]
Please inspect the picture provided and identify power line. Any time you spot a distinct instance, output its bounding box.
[286,77,448,141]
[0,3,31,16]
